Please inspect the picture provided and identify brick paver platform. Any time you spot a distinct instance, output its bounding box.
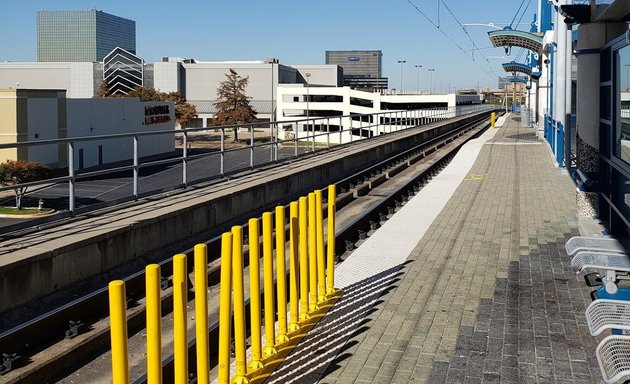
[265,114,602,384]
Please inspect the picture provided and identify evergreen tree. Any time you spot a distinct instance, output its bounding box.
[213,69,257,142]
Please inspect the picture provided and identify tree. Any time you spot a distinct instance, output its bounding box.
[213,69,257,142]
[94,80,110,98]
[162,91,199,128]
[0,160,50,209]
[125,86,162,102]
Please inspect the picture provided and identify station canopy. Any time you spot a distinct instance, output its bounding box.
[488,29,543,55]
[502,61,532,76]
[509,76,528,84]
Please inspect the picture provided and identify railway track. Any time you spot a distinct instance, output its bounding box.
[0,111,499,383]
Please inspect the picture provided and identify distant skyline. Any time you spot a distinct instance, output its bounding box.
[3,1,537,90]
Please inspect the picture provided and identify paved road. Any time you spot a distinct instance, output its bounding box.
[0,142,315,231]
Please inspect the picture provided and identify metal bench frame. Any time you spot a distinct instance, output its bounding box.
[565,236,626,257]
[571,252,630,294]
[596,335,630,383]
[585,299,630,336]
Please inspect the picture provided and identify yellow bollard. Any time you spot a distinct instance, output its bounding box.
[308,192,318,311]
[145,265,162,384]
[262,212,278,357]
[231,226,250,384]
[218,232,233,384]
[275,206,289,343]
[194,245,210,384]
[173,254,188,384]
[248,218,264,371]
[109,280,129,384]
[491,112,496,129]
[298,196,310,321]
[315,190,326,303]
[288,202,301,331]
[327,185,336,294]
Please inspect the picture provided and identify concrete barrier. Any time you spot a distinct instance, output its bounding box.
[0,112,489,312]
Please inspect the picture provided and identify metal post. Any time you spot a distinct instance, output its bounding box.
[262,212,277,357]
[398,60,406,92]
[288,202,300,331]
[109,280,129,384]
[173,254,188,384]
[194,245,209,384]
[294,124,298,157]
[326,185,336,294]
[248,218,264,371]
[308,193,318,311]
[250,126,254,169]
[275,206,289,343]
[231,226,249,384]
[182,132,188,188]
[218,233,233,384]
[68,141,75,213]
[315,190,326,303]
[339,116,343,144]
[326,118,330,149]
[298,197,310,320]
[146,265,162,384]
[220,128,225,177]
[133,136,139,199]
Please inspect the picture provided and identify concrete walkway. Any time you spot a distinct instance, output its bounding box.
[266,114,602,383]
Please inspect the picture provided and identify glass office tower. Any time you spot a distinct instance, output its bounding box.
[37,9,135,62]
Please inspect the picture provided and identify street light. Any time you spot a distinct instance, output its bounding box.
[305,72,311,120]
[428,69,435,94]
[305,72,311,150]
[397,60,406,93]
[415,65,422,94]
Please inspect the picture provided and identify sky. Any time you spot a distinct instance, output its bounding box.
[2,0,539,91]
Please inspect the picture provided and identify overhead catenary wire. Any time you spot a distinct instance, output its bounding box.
[404,0,502,81]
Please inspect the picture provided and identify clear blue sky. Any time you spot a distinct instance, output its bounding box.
[2,0,538,90]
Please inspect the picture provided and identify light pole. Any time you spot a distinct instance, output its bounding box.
[305,72,311,120]
[397,60,406,93]
[428,69,435,94]
[415,65,422,94]
[305,72,311,150]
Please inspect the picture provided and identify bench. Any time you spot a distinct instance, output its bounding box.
[565,236,626,257]
[596,335,630,383]
[571,252,630,294]
[585,299,630,336]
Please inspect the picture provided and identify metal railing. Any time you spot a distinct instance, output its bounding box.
[0,104,494,221]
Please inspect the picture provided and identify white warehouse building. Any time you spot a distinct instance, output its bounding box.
[275,85,482,143]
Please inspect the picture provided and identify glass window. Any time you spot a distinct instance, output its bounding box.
[615,45,630,164]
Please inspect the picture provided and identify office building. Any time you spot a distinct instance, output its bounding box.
[325,50,388,90]
[103,47,144,94]
[37,9,135,62]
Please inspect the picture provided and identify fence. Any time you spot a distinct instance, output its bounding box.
[0,105,493,223]
[108,185,338,383]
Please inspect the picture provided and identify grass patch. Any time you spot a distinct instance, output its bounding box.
[0,206,54,215]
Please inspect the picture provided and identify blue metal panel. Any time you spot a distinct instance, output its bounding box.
[556,121,564,166]
[539,0,553,33]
